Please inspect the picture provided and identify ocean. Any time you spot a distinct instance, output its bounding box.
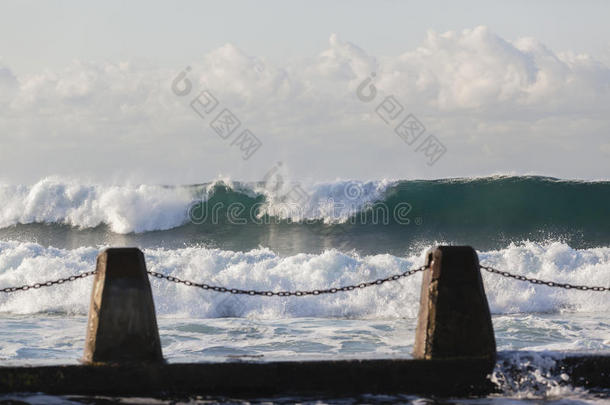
[0,175,608,404]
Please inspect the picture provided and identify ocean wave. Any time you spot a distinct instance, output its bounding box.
[0,177,397,233]
[0,240,607,317]
[1,176,609,240]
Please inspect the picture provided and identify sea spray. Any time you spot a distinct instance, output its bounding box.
[491,351,586,399]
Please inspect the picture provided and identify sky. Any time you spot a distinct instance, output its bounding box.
[1,0,609,184]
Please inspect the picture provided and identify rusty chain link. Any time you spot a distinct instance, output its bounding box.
[480,265,609,292]
[147,265,429,296]
[0,271,97,293]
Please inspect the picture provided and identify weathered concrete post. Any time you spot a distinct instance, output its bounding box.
[413,246,496,362]
[83,248,163,364]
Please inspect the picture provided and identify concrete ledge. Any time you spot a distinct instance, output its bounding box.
[0,358,496,397]
[1,355,607,398]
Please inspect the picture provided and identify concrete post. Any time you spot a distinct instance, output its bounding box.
[413,246,496,361]
[83,248,163,364]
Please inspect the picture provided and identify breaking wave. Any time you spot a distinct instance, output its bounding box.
[0,176,608,249]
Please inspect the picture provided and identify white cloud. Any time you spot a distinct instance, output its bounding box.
[0,26,609,184]
[378,26,610,112]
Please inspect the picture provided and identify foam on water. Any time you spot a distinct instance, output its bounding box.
[0,240,608,318]
[0,178,195,233]
[492,351,589,400]
[494,313,610,352]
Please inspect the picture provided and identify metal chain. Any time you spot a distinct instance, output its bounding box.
[3,264,605,295]
[147,265,428,297]
[480,265,609,291]
[0,271,97,293]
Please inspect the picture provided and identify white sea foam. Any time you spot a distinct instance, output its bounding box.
[0,240,607,318]
[0,178,195,233]
[479,241,610,314]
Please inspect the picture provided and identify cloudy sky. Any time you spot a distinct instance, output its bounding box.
[1,0,609,184]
